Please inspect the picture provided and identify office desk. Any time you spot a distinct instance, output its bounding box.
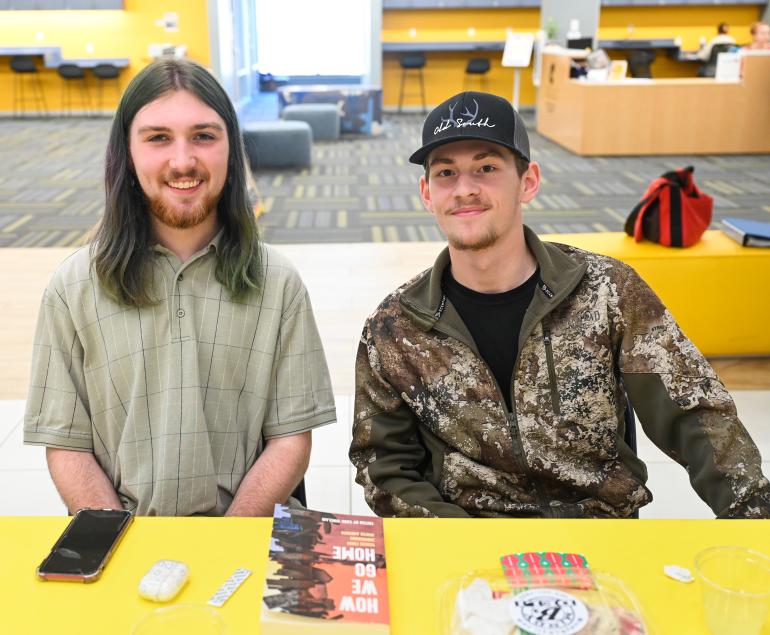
[382,41,505,53]
[4,516,770,634]
[537,52,770,155]
[0,46,129,69]
[597,38,679,51]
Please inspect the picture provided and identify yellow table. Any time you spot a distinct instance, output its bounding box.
[3,517,770,634]
[541,230,770,357]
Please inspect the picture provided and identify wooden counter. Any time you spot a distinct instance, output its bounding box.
[536,52,770,155]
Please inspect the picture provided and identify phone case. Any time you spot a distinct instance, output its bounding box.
[36,508,134,583]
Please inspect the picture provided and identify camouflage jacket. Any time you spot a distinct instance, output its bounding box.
[351,227,770,519]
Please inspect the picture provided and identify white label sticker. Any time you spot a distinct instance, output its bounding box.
[509,588,589,635]
[664,564,694,583]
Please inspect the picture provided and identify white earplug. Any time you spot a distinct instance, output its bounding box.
[138,559,189,602]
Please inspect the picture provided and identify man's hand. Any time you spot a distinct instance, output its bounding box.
[46,448,122,513]
[225,431,312,517]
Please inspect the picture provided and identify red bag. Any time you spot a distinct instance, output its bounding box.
[624,166,713,247]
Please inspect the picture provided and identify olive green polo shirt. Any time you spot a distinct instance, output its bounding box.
[23,236,336,516]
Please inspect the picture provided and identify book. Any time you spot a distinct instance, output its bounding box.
[261,504,389,634]
[722,217,770,247]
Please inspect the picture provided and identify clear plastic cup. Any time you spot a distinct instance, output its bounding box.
[131,604,226,635]
[694,546,770,635]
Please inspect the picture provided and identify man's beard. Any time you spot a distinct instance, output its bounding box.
[147,189,219,230]
[448,227,499,251]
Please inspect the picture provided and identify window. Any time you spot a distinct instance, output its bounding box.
[255,0,370,77]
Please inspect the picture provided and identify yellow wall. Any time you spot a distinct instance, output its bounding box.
[599,4,763,78]
[599,4,761,49]
[383,8,541,109]
[383,4,764,108]
[0,0,211,113]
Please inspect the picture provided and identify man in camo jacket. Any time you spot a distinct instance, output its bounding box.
[350,91,769,519]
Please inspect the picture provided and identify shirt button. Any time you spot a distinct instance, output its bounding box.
[177,309,185,318]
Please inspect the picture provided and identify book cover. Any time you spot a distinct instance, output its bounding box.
[261,504,389,634]
[722,217,770,247]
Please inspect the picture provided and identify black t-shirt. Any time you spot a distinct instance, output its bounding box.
[441,266,539,412]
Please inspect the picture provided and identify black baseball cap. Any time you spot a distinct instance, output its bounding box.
[408,91,530,165]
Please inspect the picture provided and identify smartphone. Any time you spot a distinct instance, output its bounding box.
[36,508,133,582]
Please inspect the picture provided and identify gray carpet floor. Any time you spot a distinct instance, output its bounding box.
[1,112,769,247]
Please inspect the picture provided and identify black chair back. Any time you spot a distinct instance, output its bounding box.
[628,49,656,78]
[291,480,307,507]
[697,43,733,78]
[623,395,637,455]
[623,393,640,518]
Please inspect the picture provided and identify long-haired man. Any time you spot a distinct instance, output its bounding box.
[24,59,336,516]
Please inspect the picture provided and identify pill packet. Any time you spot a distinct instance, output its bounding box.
[438,551,654,635]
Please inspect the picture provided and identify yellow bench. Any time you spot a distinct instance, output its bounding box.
[542,230,770,357]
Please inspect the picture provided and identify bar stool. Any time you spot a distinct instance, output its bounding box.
[57,64,91,117]
[10,55,48,118]
[92,64,121,113]
[398,53,426,114]
[464,58,491,90]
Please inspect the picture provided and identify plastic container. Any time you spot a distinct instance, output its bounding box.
[438,569,653,635]
[694,546,770,635]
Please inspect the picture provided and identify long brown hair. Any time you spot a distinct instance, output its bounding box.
[91,59,262,306]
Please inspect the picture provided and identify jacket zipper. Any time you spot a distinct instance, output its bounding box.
[504,411,529,475]
[442,327,555,517]
[433,324,531,476]
[542,322,561,416]
[432,314,557,517]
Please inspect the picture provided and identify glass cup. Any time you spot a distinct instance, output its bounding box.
[694,546,770,635]
[131,604,226,635]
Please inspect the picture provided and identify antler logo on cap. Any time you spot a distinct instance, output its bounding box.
[434,99,496,136]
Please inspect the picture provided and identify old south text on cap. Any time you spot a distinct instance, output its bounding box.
[408,91,530,165]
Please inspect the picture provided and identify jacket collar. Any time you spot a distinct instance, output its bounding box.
[399,225,588,332]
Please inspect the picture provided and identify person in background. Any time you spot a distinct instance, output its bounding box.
[23,59,336,516]
[350,90,770,520]
[697,22,736,61]
[745,21,770,51]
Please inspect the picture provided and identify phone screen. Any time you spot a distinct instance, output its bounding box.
[37,509,133,580]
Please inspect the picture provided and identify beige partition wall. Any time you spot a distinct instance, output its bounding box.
[536,53,770,155]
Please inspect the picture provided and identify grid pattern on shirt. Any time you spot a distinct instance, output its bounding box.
[23,241,336,516]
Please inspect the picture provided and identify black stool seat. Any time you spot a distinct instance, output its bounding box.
[466,58,490,74]
[464,57,491,90]
[58,64,86,80]
[57,64,90,117]
[10,55,47,118]
[11,56,38,74]
[92,64,122,113]
[93,64,120,79]
[400,53,426,69]
[398,53,427,114]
